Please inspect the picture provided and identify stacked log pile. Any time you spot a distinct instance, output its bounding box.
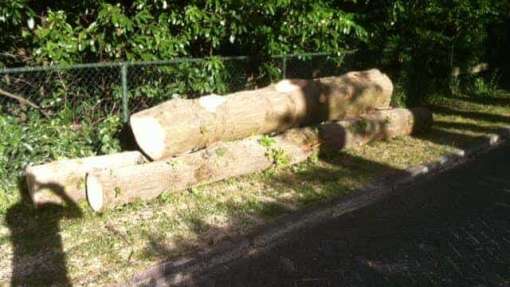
[86,108,431,211]
[24,69,433,211]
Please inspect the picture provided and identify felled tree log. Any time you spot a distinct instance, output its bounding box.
[25,151,146,206]
[87,108,431,212]
[130,69,393,160]
[319,107,433,149]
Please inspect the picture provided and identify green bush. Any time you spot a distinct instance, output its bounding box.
[0,1,367,66]
[0,111,121,195]
[0,0,509,200]
[357,0,509,105]
[466,72,502,98]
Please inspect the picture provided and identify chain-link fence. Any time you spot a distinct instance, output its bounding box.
[0,52,356,123]
[0,52,358,192]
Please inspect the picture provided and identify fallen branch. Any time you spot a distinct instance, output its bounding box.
[0,87,49,117]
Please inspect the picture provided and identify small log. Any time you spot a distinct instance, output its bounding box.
[25,151,147,206]
[319,107,433,149]
[87,108,431,212]
[130,69,393,160]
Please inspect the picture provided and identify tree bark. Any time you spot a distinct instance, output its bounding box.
[87,108,431,212]
[25,151,147,207]
[130,69,393,160]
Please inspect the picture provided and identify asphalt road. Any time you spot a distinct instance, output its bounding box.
[197,144,510,287]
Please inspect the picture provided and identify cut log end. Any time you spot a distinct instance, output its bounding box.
[129,116,166,160]
[24,151,147,207]
[86,174,104,212]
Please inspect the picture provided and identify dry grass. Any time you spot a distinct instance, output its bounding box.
[0,91,509,286]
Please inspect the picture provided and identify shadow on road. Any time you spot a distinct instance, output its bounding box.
[197,144,510,287]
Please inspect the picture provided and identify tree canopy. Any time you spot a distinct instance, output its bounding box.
[0,0,509,199]
[1,1,507,64]
[0,0,509,106]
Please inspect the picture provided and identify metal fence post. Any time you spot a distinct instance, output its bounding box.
[121,63,129,123]
[282,54,287,79]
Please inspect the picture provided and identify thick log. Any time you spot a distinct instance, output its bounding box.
[25,151,146,206]
[130,69,393,160]
[87,108,431,212]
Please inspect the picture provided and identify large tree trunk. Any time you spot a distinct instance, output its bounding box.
[25,151,146,206]
[130,69,393,160]
[87,108,431,212]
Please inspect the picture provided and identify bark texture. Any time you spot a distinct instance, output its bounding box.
[87,108,431,212]
[130,69,393,160]
[25,151,146,206]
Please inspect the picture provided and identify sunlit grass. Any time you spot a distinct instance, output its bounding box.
[1,91,509,285]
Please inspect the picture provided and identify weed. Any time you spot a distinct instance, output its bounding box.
[214,147,227,157]
[258,136,290,167]
[258,135,276,148]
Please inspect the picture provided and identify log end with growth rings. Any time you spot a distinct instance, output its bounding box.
[86,174,104,212]
[129,116,166,160]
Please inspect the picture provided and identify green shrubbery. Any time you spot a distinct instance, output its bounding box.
[1,1,508,101]
[359,0,509,105]
[0,111,121,197]
[0,0,508,199]
[1,1,367,65]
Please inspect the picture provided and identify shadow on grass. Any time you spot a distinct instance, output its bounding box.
[429,105,510,124]
[433,120,503,135]
[418,98,510,150]
[456,94,510,107]
[134,147,413,286]
[264,150,404,207]
[5,176,82,286]
[415,127,491,150]
[134,93,510,285]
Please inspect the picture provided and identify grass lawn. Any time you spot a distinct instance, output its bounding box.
[0,91,509,286]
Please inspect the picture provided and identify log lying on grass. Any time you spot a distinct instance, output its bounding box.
[87,108,432,212]
[25,151,146,206]
[130,69,393,160]
[319,106,433,149]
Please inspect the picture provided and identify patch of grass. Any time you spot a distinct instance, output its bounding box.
[259,135,291,167]
[1,91,509,285]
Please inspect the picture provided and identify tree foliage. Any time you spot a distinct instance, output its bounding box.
[1,1,507,96]
[1,1,507,88]
[0,0,508,198]
[0,0,368,65]
[360,0,509,104]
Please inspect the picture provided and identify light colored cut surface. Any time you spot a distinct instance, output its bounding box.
[86,175,104,211]
[25,151,146,206]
